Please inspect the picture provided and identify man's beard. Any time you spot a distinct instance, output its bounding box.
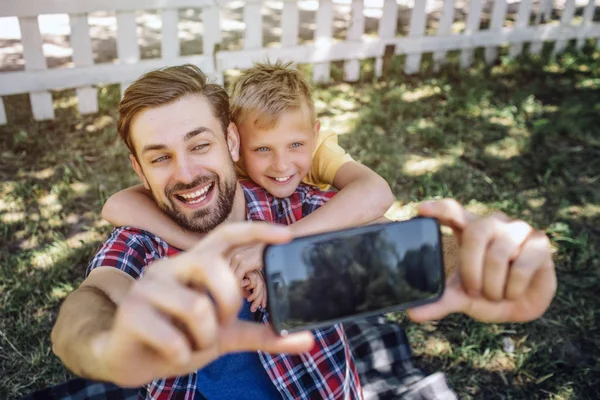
[155,170,237,234]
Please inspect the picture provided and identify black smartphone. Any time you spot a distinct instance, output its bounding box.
[263,217,445,335]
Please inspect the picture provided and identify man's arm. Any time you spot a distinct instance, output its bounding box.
[51,268,133,381]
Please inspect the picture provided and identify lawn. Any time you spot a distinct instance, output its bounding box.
[1,45,599,399]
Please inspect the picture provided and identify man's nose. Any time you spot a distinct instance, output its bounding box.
[173,156,196,184]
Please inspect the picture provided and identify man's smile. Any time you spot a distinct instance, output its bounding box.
[174,182,215,207]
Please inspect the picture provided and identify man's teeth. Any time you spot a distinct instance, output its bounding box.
[273,176,292,182]
[179,183,212,203]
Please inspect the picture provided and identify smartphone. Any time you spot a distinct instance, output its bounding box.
[263,217,445,335]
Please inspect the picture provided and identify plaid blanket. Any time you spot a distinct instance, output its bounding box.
[25,316,456,400]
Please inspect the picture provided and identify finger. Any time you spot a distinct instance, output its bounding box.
[460,216,500,295]
[118,298,192,364]
[505,232,553,301]
[417,199,476,232]
[230,252,242,272]
[482,220,533,301]
[261,292,267,309]
[132,278,218,350]
[407,281,468,322]
[220,320,314,354]
[241,278,250,287]
[175,254,241,324]
[203,222,292,255]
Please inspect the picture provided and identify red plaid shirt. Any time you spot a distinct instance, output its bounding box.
[87,181,363,400]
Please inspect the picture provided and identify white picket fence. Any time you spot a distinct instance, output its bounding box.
[0,0,599,125]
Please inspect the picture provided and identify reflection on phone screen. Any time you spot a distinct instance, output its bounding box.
[266,219,443,331]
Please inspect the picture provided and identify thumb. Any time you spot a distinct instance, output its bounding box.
[220,320,315,355]
[418,199,476,232]
[407,286,468,322]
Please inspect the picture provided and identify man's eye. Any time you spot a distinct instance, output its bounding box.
[290,142,303,148]
[256,147,270,152]
[151,155,169,164]
[193,143,210,151]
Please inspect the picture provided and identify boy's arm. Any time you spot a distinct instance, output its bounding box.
[290,161,395,237]
[102,184,203,250]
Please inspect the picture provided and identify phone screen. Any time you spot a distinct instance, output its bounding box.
[264,218,444,334]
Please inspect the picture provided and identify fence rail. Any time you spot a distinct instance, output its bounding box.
[0,0,599,125]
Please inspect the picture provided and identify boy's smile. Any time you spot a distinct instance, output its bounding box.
[239,109,319,198]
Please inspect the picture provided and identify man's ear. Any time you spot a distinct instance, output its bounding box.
[313,120,321,140]
[226,122,241,162]
[130,154,150,190]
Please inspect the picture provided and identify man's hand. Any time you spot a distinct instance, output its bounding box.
[242,271,267,312]
[91,222,314,388]
[408,199,556,324]
[230,243,265,280]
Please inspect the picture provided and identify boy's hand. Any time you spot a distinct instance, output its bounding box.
[408,199,556,324]
[242,271,267,312]
[230,244,265,280]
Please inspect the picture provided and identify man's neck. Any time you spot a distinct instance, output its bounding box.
[225,182,247,223]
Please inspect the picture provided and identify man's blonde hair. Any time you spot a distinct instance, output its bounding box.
[230,61,315,130]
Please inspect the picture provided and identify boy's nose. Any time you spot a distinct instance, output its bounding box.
[272,153,289,173]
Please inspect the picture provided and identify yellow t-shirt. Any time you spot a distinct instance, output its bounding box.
[237,131,353,190]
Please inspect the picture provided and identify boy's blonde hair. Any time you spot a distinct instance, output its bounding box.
[230,61,315,130]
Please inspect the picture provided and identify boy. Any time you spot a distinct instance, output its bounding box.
[102,61,395,311]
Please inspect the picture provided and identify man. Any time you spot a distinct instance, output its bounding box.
[50,65,556,399]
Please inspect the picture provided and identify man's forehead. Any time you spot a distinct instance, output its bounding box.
[130,95,221,149]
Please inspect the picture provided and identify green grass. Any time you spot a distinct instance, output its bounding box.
[1,45,600,399]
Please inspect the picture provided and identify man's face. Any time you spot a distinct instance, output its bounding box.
[129,94,240,233]
[239,109,318,199]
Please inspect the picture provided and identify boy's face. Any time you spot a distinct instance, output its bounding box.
[239,109,318,198]
[129,94,241,233]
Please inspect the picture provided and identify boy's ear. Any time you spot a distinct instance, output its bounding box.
[226,122,241,162]
[313,120,321,140]
[130,154,150,190]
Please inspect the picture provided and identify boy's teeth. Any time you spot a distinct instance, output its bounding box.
[180,183,212,199]
[274,176,291,182]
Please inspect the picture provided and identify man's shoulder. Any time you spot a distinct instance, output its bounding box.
[87,227,176,279]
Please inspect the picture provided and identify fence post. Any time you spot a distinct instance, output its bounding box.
[344,0,365,82]
[116,11,140,98]
[554,0,577,55]
[578,1,597,50]
[70,13,98,115]
[405,0,428,75]
[485,0,508,64]
[461,0,484,69]
[161,8,180,59]
[204,5,223,85]
[529,0,552,55]
[244,1,263,50]
[313,0,333,83]
[508,0,532,58]
[376,0,398,78]
[19,16,55,120]
[433,0,456,71]
[281,0,299,47]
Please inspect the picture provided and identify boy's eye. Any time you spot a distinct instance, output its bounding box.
[290,142,303,149]
[256,147,270,152]
[151,155,170,164]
